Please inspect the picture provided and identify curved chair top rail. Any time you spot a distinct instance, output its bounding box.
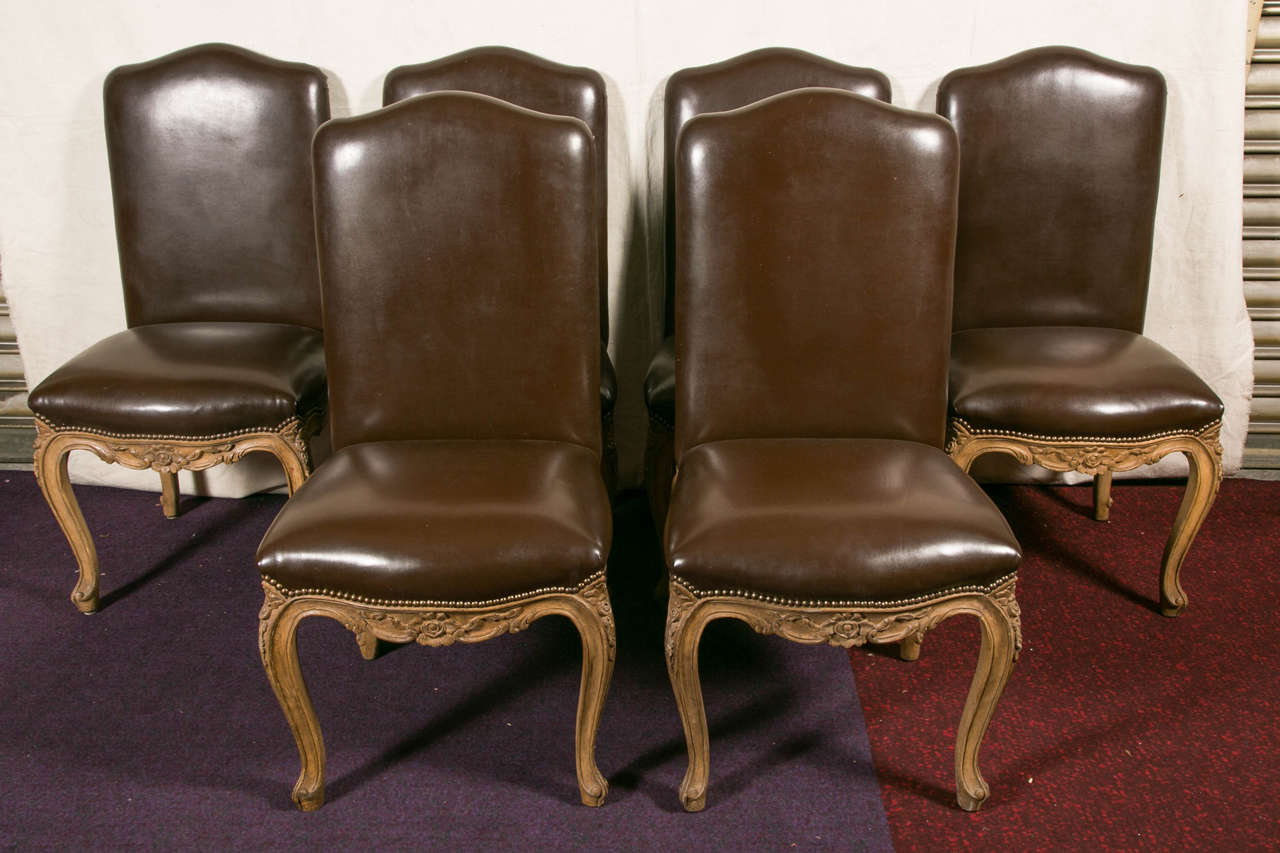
[937,45,1166,334]
[674,88,958,458]
[662,47,892,336]
[314,91,601,453]
[384,46,609,343]
[105,42,330,330]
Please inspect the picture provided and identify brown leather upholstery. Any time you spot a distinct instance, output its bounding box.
[660,48,892,338]
[105,43,328,330]
[31,43,330,438]
[938,46,1164,334]
[667,439,1021,602]
[674,88,955,456]
[258,440,609,602]
[645,49,891,521]
[668,87,1018,597]
[313,92,600,453]
[263,89,605,593]
[951,327,1224,438]
[28,323,324,436]
[383,47,611,352]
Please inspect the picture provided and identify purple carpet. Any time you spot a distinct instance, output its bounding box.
[0,473,892,849]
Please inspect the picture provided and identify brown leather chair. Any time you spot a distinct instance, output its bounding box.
[644,47,891,529]
[663,88,1023,813]
[937,47,1223,623]
[28,44,328,613]
[256,92,615,811]
[382,47,618,493]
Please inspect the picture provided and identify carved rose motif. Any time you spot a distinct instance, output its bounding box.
[416,617,450,642]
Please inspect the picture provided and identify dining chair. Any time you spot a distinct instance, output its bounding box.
[29,43,329,613]
[663,87,1023,813]
[257,91,615,811]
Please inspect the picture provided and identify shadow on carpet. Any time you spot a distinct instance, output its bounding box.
[0,475,891,850]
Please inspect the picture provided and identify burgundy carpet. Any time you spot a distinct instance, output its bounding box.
[0,474,891,849]
[850,478,1280,850]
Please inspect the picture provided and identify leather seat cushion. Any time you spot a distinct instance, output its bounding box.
[257,439,611,603]
[666,439,1021,603]
[643,334,675,426]
[950,326,1224,438]
[600,343,618,416]
[28,322,325,437]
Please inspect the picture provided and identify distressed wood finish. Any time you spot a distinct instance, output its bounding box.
[32,412,320,613]
[159,471,180,519]
[259,573,616,811]
[663,576,1020,813]
[1092,469,1113,521]
[947,419,1223,616]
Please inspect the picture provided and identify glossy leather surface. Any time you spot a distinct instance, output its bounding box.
[675,89,958,456]
[643,335,675,425]
[666,440,1021,601]
[28,323,325,436]
[937,46,1165,333]
[257,440,610,602]
[384,47,610,346]
[313,92,600,453]
[105,43,328,329]
[951,327,1224,437]
[661,48,891,336]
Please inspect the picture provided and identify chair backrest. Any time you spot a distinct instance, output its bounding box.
[663,48,892,336]
[384,47,610,345]
[314,92,600,453]
[937,46,1166,333]
[675,88,959,458]
[105,43,329,329]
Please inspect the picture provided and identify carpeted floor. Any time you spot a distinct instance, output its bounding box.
[850,478,1280,850]
[0,473,891,849]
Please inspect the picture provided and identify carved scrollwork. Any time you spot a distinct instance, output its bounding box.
[259,582,289,661]
[578,575,617,662]
[947,419,1223,478]
[667,575,1021,654]
[990,578,1022,659]
[343,605,537,650]
[664,580,699,661]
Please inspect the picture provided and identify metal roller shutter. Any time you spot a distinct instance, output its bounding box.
[1245,0,1280,467]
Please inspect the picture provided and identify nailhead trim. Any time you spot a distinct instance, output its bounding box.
[950,417,1221,445]
[671,571,1017,609]
[34,410,323,442]
[262,569,606,608]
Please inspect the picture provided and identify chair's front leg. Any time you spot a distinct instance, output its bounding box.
[562,579,616,807]
[665,582,712,812]
[33,426,100,614]
[952,593,1018,812]
[258,585,327,811]
[1158,438,1223,616]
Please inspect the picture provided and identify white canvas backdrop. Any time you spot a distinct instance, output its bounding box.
[0,0,1251,495]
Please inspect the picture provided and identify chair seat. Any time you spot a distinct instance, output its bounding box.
[643,334,676,425]
[950,327,1223,439]
[257,440,611,603]
[28,322,325,437]
[665,439,1021,603]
